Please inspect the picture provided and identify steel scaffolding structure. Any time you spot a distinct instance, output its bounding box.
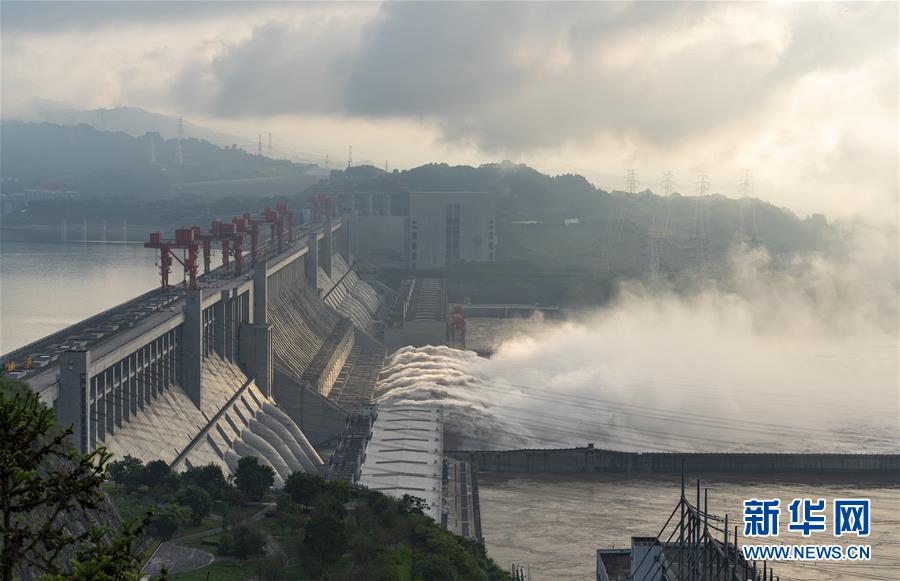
[630,475,781,581]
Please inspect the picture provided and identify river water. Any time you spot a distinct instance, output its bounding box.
[0,241,160,353]
[479,474,900,581]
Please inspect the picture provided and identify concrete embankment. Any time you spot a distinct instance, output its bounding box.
[452,447,900,477]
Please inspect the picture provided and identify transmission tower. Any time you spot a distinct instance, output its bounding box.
[625,169,638,194]
[347,145,353,170]
[649,171,676,275]
[175,117,184,165]
[692,173,711,276]
[257,134,262,156]
[738,169,759,244]
[662,171,675,196]
[738,169,753,198]
[325,153,329,169]
[696,173,710,197]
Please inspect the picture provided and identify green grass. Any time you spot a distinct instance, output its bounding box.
[219,503,263,524]
[106,487,155,523]
[181,532,223,551]
[284,558,305,578]
[392,545,413,581]
[162,559,257,581]
[175,517,222,538]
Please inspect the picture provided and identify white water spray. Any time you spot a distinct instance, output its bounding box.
[378,240,899,453]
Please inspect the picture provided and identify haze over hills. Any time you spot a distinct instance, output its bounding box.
[8,103,324,164]
[1,121,840,281]
[0,120,319,198]
[15,102,239,146]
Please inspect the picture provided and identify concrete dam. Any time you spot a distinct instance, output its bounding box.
[5,217,385,485]
[455,447,900,477]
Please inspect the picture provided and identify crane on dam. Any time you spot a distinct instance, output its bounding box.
[309,194,337,223]
[196,219,245,276]
[144,227,201,290]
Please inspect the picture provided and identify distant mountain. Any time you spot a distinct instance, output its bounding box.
[15,104,244,149]
[0,120,317,198]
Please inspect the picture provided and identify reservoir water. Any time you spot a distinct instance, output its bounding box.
[0,241,160,353]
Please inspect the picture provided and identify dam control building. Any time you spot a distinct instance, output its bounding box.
[330,189,496,270]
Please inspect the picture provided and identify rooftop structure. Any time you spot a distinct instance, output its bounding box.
[332,188,496,269]
[358,404,445,521]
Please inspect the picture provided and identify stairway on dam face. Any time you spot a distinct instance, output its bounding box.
[268,256,386,451]
[320,255,382,337]
[101,355,322,483]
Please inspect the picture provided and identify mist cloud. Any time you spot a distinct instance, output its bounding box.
[2,2,896,222]
[377,229,899,453]
[168,2,895,152]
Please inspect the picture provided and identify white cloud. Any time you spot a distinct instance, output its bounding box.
[1,1,896,223]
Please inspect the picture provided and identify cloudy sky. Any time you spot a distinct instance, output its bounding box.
[2,1,897,223]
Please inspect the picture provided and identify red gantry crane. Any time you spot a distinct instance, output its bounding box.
[144,227,200,290]
[144,205,295,289]
[309,194,336,223]
[196,220,245,276]
[241,212,264,267]
[277,202,295,243]
[449,304,466,346]
[259,206,286,254]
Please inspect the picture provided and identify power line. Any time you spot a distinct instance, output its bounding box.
[175,117,184,165]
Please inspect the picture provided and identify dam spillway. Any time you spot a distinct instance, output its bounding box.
[5,217,386,482]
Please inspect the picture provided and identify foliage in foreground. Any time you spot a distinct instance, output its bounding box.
[277,472,511,580]
[0,376,145,580]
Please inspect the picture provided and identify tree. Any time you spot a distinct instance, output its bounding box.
[177,486,212,526]
[142,459,171,489]
[149,504,188,540]
[45,515,151,581]
[303,512,347,567]
[234,457,274,502]
[107,455,144,492]
[0,379,143,580]
[275,494,303,534]
[283,472,326,507]
[399,494,428,516]
[181,463,227,499]
[227,525,266,561]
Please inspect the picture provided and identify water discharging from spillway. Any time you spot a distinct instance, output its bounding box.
[377,245,900,453]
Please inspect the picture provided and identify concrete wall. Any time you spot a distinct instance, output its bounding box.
[47,220,346,458]
[273,371,348,447]
[384,320,446,353]
[350,215,409,266]
[409,192,496,270]
[456,447,900,476]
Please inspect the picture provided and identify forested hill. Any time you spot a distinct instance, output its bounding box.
[0,121,315,197]
[329,162,839,271]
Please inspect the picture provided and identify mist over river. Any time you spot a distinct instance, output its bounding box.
[378,244,900,453]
